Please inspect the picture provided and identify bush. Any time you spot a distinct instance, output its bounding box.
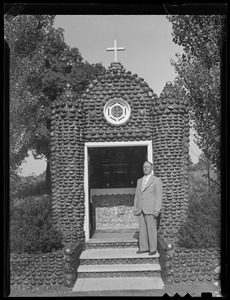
[10,194,63,254]
[10,172,47,205]
[176,191,221,248]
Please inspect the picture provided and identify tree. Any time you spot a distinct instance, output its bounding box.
[27,26,105,192]
[197,152,218,192]
[5,15,56,171]
[167,15,226,175]
[189,152,218,196]
[6,15,106,193]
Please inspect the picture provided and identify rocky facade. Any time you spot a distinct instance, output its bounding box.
[50,86,85,245]
[50,62,190,246]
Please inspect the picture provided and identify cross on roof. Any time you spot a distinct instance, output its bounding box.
[106,40,125,63]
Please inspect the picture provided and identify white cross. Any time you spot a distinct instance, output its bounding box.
[106,40,125,63]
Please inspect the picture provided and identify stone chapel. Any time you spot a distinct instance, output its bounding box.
[50,44,190,248]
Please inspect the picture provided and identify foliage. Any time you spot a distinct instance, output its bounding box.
[10,194,63,254]
[5,14,106,174]
[30,26,105,160]
[188,152,219,195]
[177,191,221,248]
[182,152,221,249]
[5,15,55,171]
[10,172,47,205]
[167,15,226,174]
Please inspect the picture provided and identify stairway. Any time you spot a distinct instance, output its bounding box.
[72,230,164,292]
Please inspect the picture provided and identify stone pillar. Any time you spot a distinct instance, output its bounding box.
[50,85,85,246]
[152,82,190,242]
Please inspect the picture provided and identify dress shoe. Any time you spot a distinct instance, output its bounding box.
[149,251,157,255]
[136,250,149,254]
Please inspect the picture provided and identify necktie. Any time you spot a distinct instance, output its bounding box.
[142,176,147,191]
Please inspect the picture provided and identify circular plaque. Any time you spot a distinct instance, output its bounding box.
[103,97,131,125]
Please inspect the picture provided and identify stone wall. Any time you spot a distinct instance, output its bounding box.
[50,87,85,245]
[83,62,154,143]
[152,82,190,241]
[10,242,83,290]
[158,237,220,285]
[10,251,65,290]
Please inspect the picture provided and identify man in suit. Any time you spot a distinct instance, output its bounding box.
[133,161,163,255]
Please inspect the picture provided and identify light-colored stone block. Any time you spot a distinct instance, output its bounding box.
[72,277,164,292]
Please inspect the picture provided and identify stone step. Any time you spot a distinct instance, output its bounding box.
[80,256,159,265]
[72,276,164,292]
[80,247,159,265]
[86,230,139,249]
[91,229,139,239]
[86,238,138,249]
[78,263,160,272]
[75,245,164,291]
[80,247,159,260]
[77,262,161,278]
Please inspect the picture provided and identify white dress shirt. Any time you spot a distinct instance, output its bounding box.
[142,171,153,190]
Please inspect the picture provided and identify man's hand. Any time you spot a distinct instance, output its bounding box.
[133,208,138,216]
[153,211,159,217]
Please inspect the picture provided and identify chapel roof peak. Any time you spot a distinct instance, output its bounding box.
[107,62,126,74]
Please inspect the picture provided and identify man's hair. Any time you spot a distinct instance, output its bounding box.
[143,160,153,167]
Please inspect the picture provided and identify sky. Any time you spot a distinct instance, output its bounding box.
[18,15,202,176]
[53,15,182,96]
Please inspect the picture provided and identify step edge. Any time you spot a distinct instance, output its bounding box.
[80,254,160,259]
[78,266,161,272]
[87,239,138,243]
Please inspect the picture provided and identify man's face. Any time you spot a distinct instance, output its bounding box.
[143,162,152,175]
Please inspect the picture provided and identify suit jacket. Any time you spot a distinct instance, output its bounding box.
[134,175,163,215]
